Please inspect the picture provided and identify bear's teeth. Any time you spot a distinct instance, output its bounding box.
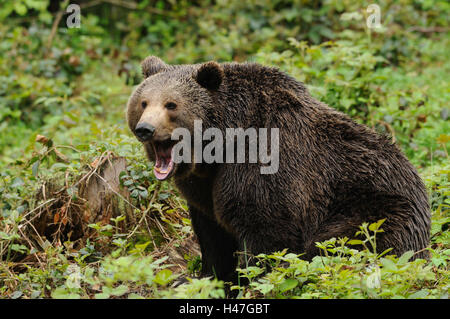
[154,157,172,173]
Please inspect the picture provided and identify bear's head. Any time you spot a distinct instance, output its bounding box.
[127,56,224,180]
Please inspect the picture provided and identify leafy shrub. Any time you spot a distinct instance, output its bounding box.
[0,0,448,299]
[234,221,448,299]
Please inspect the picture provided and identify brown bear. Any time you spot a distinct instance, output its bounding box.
[126,56,431,283]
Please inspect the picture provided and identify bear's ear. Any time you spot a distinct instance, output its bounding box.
[194,61,224,91]
[141,56,168,78]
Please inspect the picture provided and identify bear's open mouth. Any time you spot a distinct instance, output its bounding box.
[152,140,176,181]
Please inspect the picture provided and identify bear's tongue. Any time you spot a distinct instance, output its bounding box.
[153,142,175,181]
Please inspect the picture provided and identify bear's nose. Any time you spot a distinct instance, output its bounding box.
[135,122,155,141]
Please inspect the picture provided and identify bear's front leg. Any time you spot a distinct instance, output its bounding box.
[213,167,304,259]
[230,215,300,257]
[189,206,240,284]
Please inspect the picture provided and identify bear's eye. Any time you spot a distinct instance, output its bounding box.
[165,102,177,110]
[141,101,148,109]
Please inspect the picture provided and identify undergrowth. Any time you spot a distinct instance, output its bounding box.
[0,0,448,299]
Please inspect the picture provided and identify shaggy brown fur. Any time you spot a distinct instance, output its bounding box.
[127,56,431,283]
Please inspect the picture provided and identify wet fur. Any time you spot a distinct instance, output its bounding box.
[127,57,431,283]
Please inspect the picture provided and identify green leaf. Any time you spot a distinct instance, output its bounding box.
[111,284,128,296]
[278,278,298,293]
[369,219,386,232]
[368,222,378,232]
[398,250,414,265]
[347,239,363,245]
[95,292,110,299]
[254,283,274,295]
[380,258,397,272]
[154,269,173,286]
[123,179,134,186]
[11,291,23,299]
[51,163,68,170]
[377,247,394,258]
[88,223,101,230]
[52,287,80,299]
[10,244,28,253]
[0,231,20,241]
[76,144,90,151]
[431,256,446,268]
[408,290,429,299]
[366,268,381,289]
[131,189,139,198]
[31,160,40,177]
[14,2,27,15]
[340,12,363,21]
[139,189,148,198]
[11,177,24,188]
[66,273,81,289]
[134,241,151,252]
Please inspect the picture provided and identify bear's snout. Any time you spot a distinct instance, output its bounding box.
[135,122,156,141]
